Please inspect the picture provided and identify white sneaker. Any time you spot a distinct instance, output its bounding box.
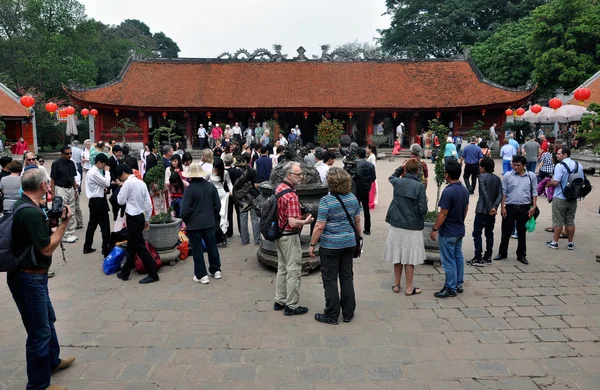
[193,276,209,284]
[211,271,222,279]
[62,236,77,243]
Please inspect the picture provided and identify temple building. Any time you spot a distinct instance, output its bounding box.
[65,46,535,148]
[0,82,37,152]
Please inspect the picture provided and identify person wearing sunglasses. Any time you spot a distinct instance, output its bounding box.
[50,146,79,243]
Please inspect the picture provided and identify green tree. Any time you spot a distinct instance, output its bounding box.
[111,118,141,144]
[581,103,600,152]
[316,116,344,148]
[379,0,546,58]
[153,31,180,58]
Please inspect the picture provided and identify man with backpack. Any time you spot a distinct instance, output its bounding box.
[546,147,587,250]
[273,162,314,316]
[5,168,76,390]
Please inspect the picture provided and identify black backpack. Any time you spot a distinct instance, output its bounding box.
[560,161,592,200]
[0,203,38,272]
[256,187,293,241]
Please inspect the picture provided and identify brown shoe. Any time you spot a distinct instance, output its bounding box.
[52,357,75,373]
[46,385,67,390]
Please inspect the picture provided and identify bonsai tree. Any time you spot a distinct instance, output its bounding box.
[144,164,166,214]
[316,116,344,148]
[467,119,489,141]
[581,103,600,152]
[151,119,181,146]
[429,119,449,208]
[111,118,141,144]
[503,120,532,144]
[149,207,174,224]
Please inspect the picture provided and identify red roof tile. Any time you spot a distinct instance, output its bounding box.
[67,58,533,110]
[0,84,30,117]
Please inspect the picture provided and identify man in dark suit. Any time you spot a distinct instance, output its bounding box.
[121,146,139,170]
[144,143,158,178]
[108,145,124,221]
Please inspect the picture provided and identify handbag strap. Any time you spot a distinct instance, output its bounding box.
[332,194,359,241]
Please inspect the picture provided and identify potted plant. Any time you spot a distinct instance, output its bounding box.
[316,116,344,149]
[144,164,167,214]
[144,209,182,266]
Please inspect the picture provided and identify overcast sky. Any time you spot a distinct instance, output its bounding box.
[79,0,391,58]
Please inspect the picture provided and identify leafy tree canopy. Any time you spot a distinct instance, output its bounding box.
[379,0,546,58]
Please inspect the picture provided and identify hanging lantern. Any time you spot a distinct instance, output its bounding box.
[348,111,353,119]
[505,108,514,117]
[90,109,98,117]
[515,107,525,117]
[206,111,212,119]
[45,102,58,116]
[162,111,167,119]
[65,106,75,116]
[325,111,331,119]
[549,97,562,110]
[80,108,90,118]
[20,95,35,109]
[530,104,542,115]
[114,108,119,117]
[273,111,279,119]
[251,111,257,119]
[573,88,591,104]
[481,108,486,116]
[392,111,397,119]
[369,111,375,118]
[228,111,234,119]
[436,111,441,119]
[303,111,309,119]
[138,111,145,117]
[183,111,189,118]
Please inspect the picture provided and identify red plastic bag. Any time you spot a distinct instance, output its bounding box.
[178,241,189,260]
[135,242,162,274]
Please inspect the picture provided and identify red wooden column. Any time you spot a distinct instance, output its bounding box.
[139,116,149,145]
[185,115,193,149]
[454,112,462,135]
[409,113,418,145]
[367,111,374,143]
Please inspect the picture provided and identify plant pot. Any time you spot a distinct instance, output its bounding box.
[144,218,182,251]
[423,222,441,265]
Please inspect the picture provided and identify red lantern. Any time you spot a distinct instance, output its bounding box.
[549,97,562,110]
[515,107,525,117]
[80,108,90,118]
[206,111,212,119]
[228,111,234,119]
[138,111,145,117]
[573,88,591,104]
[303,111,309,119]
[481,108,486,116]
[325,111,331,119]
[20,95,35,109]
[348,111,353,119]
[90,109,98,117]
[530,104,542,115]
[505,108,514,117]
[436,111,441,119]
[273,111,278,119]
[369,111,375,118]
[392,111,397,119]
[45,102,58,116]
[162,111,167,119]
[251,111,257,119]
[183,111,189,118]
[114,108,119,117]
[65,106,76,116]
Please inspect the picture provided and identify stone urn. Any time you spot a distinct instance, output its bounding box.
[144,217,182,266]
[423,222,441,265]
[256,182,329,274]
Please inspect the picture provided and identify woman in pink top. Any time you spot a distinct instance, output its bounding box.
[211,124,223,143]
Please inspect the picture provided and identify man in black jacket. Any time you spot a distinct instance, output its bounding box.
[108,145,124,221]
[144,143,158,178]
[121,146,139,170]
[355,148,376,235]
[181,162,222,284]
[468,157,502,267]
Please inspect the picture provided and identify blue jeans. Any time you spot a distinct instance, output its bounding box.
[7,272,61,390]
[439,235,465,292]
[188,228,221,278]
[502,160,512,175]
[526,162,537,172]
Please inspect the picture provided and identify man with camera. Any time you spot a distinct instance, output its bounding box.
[50,146,78,243]
[8,168,76,390]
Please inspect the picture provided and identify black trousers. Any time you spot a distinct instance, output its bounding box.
[226,198,241,237]
[356,188,370,232]
[472,213,495,260]
[109,186,125,221]
[84,197,111,255]
[320,246,356,319]
[120,213,159,280]
[498,204,529,257]
[463,163,479,193]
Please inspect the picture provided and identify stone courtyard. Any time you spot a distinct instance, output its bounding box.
[1,157,600,390]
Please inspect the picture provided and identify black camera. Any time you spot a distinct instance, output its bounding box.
[47,196,65,220]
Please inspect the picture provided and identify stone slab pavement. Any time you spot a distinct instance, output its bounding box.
[1,157,600,389]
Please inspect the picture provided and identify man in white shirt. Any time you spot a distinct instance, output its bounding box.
[317,151,335,183]
[396,123,404,147]
[294,125,302,145]
[232,122,242,143]
[489,123,497,149]
[198,124,207,149]
[83,153,111,256]
[278,132,288,147]
[116,164,159,284]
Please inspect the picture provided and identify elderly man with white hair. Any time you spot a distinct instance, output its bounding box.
[232,122,242,143]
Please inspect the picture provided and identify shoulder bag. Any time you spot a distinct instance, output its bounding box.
[332,194,363,258]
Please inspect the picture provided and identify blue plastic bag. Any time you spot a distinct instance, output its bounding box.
[103,246,126,275]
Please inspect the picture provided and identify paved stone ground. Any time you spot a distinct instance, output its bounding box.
[1,157,600,390]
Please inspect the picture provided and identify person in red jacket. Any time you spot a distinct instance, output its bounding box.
[13,137,28,155]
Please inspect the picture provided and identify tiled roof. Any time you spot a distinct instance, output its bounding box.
[568,70,600,107]
[0,83,30,117]
[67,58,533,110]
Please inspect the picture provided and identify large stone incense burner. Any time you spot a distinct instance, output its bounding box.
[256,146,328,274]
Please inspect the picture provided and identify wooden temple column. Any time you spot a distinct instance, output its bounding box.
[409,113,418,145]
[454,112,462,135]
[185,114,193,149]
[367,111,374,143]
[139,116,149,145]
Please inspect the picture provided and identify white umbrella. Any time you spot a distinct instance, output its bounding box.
[65,115,78,137]
[515,106,554,123]
[547,104,589,123]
